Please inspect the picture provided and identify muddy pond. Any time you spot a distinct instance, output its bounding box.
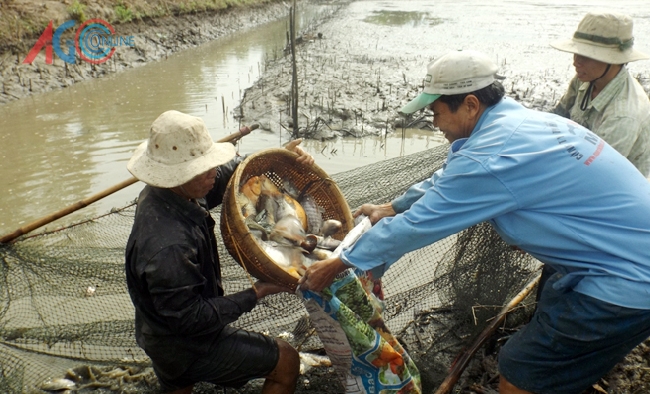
[1,0,649,238]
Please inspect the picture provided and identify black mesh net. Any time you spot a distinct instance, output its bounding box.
[0,144,540,393]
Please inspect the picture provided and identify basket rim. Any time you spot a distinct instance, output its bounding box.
[222,147,354,288]
[238,147,333,179]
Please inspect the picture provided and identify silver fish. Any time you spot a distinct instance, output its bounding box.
[321,219,342,237]
[259,240,308,278]
[314,235,341,251]
[253,209,274,233]
[256,193,280,226]
[275,195,305,226]
[306,247,333,261]
[299,194,324,235]
[237,192,257,218]
[245,216,269,241]
[270,216,306,246]
[257,192,307,229]
[40,378,76,391]
[282,179,301,199]
[239,176,263,217]
[300,352,332,375]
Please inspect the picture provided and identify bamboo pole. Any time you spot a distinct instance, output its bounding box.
[289,0,299,138]
[434,273,542,394]
[0,124,258,244]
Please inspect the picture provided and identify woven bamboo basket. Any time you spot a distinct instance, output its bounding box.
[220,148,354,290]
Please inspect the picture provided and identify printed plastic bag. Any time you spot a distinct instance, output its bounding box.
[300,268,422,393]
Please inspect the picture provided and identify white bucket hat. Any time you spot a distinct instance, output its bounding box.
[400,50,501,114]
[127,110,236,188]
[551,11,649,64]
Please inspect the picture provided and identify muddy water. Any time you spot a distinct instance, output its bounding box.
[0,4,360,235]
[1,0,649,237]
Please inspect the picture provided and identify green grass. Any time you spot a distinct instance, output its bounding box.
[115,2,135,23]
[67,0,87,22]
[0,0,282,53]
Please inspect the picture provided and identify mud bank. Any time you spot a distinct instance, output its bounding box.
[236,1,650,139]
[231,1,650,393]
[234,19,568,138]
[0,0,329,105]
[2,1,650,393]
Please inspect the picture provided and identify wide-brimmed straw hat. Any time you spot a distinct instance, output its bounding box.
[127,110,236,188]
[400,50,502,114]
[551,11,649,64]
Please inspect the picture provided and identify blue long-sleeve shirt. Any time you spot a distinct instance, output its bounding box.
[340,97,650,310]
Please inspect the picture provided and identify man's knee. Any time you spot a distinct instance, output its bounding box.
[499,375,533,394]
[277,339,300,376]
[268,339,300,383]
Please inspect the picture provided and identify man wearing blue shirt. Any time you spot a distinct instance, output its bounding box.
[299,50,650,394]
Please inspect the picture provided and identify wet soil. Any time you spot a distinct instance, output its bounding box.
[0,0,300,105]
[229,2,650,393]
[4,1,650,393]
[199,315,650,394]
[235,2,650,141]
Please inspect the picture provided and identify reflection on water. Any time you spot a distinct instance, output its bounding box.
[239,127,447,176]
[363,11,443,27]
[0,3,446,236]
[0,5,342,234]
[4,0,647,238]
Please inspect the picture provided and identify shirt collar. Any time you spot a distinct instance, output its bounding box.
[450,137,469,153]
[147,186,209,225]
[577,65,627,112]
[468,96,503,141]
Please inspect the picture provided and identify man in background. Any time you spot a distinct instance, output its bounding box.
[551,11,650,177]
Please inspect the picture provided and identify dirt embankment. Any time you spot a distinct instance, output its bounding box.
[234,5,566,140]
[3,2,650,393]
[231,4,650,393]
[0,0,303,105]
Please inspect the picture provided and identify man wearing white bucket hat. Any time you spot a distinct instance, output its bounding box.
[299,50,650,394]
[551,11,650,176]
[125,110,313,394]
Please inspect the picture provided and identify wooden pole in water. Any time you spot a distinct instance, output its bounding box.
[0,124,258,244]
[433,273,542,394]
[290,0,299,138]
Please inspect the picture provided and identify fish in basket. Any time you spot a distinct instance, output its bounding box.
[220,148,355,290]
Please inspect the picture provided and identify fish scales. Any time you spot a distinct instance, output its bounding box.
[299,194,324,235]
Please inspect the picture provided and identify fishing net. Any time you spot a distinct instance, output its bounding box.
[0,143,540,393]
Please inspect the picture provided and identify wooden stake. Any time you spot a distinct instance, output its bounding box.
[0,125,258,244]
[289,0,299,138]
[434,273,542,394]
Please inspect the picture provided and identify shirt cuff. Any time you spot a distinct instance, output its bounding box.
[230,288,258,313]
[391,196,410,214]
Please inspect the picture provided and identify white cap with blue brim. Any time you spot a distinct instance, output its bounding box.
[400,50,502,114]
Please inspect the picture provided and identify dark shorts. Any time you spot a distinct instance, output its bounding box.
[499,272,650,394]
[155,325,279,392]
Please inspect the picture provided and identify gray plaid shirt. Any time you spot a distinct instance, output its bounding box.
[553,66,650,177]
